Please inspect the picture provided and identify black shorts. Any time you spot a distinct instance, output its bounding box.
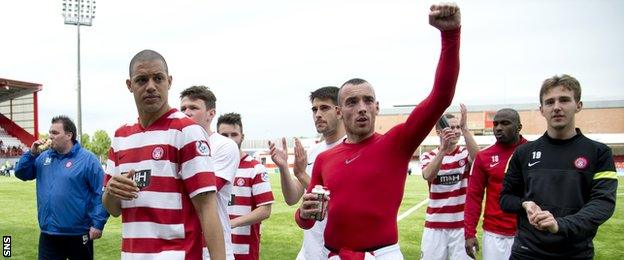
[38,232,93,260]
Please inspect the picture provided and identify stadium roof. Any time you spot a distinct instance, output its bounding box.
[381,100,624,115]
[0,77,43,103]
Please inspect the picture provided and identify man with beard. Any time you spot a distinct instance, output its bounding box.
[500,74,617,259]
[270,86,346,259]
[464,108,526,259]
[295,3,461,258]
[217,113,274,260]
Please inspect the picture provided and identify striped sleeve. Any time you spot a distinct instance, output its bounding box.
[251,163,274,206]
[179,124,217,198]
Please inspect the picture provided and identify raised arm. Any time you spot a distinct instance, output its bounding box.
[292,138,311,188]
[397,3,462,154]
[269,138,305,205]
[15,140,46,181]
[422,128,456,182]
[460,103,479,162]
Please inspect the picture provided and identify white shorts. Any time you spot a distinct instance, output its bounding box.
[482,231,514,260]
[323,244,403,260]
[420,227,471,260]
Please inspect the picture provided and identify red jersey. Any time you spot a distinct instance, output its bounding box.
[295,28,461,252]
[420,146,470,229]
[464,137,527,239]
[105,109,217,259]
[228,155,274,260]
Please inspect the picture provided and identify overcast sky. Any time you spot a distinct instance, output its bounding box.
[2,0,623,140]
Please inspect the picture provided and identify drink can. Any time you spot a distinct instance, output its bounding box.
[311,185,330,221]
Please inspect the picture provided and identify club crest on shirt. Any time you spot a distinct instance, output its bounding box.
[44,157,52,166]
[458,159,465,167]
[195,140,211,156]
[236,178,245,186]
[152,146,165,160]
[65,161,73,168]
[261,172,269,182]
[130,169,152,189]
[574,156,588,170]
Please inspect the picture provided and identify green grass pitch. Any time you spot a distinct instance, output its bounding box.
[1,175,621,259]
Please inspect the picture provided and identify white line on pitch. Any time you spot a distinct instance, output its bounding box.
[397,198,429,222]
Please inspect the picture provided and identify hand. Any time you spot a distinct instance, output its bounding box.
[229,219,239,229]
[460,103,468,131]
[534,210,559,233]
[465,237,479,259]
[105,170,139,200]
[429,2,461,31]
[522,201,542,226]
[299,193,323,220]
[438,128,455,153]
[268,138,289,169]
[293,138,308,177]
[89,227,102,240]
[29,139,46,156]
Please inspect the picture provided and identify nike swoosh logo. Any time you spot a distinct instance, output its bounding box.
[345,154,360,164]
[489,163,499,168]
[528,161,540,167]
[307,162,314,166]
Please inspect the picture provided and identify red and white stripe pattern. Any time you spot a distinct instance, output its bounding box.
[228,155,274,259]
[105,109,216,259]
[420,146,470,229]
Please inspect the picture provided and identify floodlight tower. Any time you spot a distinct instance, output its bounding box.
[61,0,96,142]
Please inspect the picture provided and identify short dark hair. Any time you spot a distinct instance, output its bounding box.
[217,113,243,134]
[129,49,169,77]
[309,86,339,105]
[340,78,368,88]
[539,74,581,105]
[496,108,521,125]
[51,115,77,142]
[435,113,456,130]
[180,85,217,109]
[338,78,370,106]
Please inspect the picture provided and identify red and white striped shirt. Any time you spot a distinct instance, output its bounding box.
[420,146,470,229]
[105,109,217,259]
[228,155,274,260]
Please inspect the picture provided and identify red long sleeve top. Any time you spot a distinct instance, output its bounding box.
[295,28,460,252]
[464,137,527,239]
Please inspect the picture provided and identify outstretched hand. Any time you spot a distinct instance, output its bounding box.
[429,2,461,31]
[269,138,289,169]
[460,103,468,130]
[293,138,308,177]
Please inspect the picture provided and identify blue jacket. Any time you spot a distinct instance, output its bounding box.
[15,142,109,235]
